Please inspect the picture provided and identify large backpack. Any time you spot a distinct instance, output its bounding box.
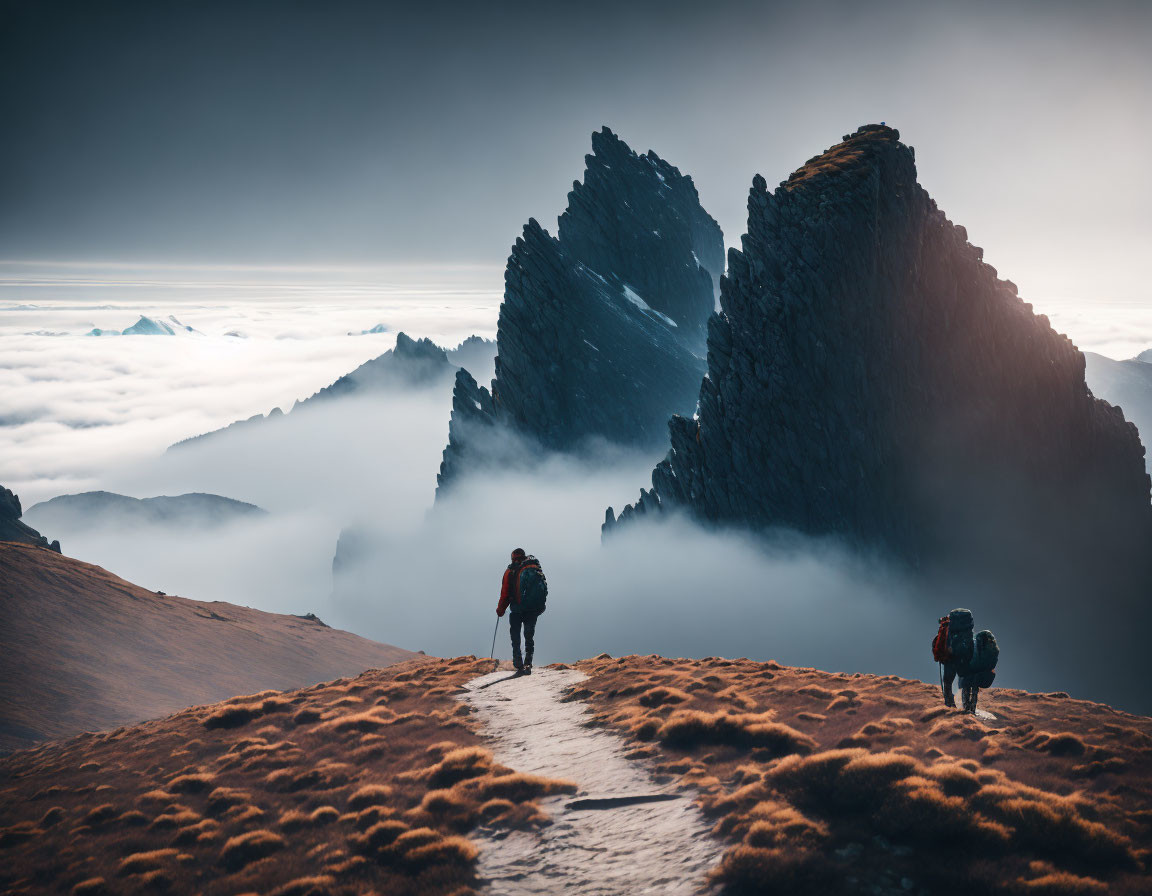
[968,630,999,677]
[945,608,974,668]
[516,558,548,616]
[932,617,951,663]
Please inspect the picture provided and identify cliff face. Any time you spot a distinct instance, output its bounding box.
[608,125,1152,579]
[558,127,725,345]
[1084,351,1152,474]
[437,129,723,494]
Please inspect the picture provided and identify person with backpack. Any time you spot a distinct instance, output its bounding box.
[496,547,548,674]
[931,608,999,713]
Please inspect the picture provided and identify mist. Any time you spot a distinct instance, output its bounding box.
[8,331,1141,713]
[5,281,1152,713]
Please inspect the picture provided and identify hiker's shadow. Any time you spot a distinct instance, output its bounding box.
[474,672,525,690]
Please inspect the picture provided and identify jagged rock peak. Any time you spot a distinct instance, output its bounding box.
[607,123,1152,585]
[392,331,449,362]
[558,126,725,343]
[435,128,726,496]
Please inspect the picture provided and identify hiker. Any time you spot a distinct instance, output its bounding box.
[496,548,549,674]
[932,608,999,713]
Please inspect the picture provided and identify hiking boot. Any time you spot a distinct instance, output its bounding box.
[943,694,955,708]
[523,664,532,675]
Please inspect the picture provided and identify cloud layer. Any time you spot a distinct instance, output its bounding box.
[3,267,1152,711]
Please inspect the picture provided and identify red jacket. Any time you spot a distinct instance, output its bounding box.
[497,560,537,616]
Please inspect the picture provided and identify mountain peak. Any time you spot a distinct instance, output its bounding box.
[606,125,1152,711]
[783,123,905,192]
[436,129,722,494]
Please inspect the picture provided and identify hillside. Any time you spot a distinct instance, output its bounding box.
[1,655,1148,894]
[0,656,573,896]
[0,543,417,752]
[572,654,1152,895]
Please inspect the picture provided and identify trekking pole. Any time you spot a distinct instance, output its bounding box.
[489,616,501,671]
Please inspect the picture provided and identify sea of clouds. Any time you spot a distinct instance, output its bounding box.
[2,262,1151,709]
[0,263,502,505]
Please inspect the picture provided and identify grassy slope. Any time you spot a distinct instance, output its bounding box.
[0,657,572,896]
[571,654,1152,896]
[0,542,417,751]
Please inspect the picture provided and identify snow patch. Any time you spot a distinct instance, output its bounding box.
[622,285,678,328]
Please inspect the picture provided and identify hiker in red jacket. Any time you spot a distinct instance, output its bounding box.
[497,547,548,674]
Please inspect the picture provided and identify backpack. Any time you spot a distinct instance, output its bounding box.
[516,558,548,616]
[968,630,999,676]
[932,617,951,663]
[945,608,974,668]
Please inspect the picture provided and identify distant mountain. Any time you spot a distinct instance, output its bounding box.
[1084,350,1152,473]
[294,332,453,404]
[436,128,722,495]
[169,332,489,452]
[0,541,418,752]
[0,484,60,552]
[446,334,498,384]
[25,491,267,532]
[86,314,201,336]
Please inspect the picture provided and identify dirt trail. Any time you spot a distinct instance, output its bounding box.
[462,668,723,895]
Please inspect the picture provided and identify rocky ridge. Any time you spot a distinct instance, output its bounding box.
[169,332,485,452]
[437,128,724,494]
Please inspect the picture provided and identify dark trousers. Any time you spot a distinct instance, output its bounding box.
[942,663,958,702]
[944,663,981,710]
[509,610,539,667]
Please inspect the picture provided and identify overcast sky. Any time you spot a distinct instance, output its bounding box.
[2,0,1149,302]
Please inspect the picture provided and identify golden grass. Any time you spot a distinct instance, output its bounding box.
[0,656,566,896]
[573,654,1152,896]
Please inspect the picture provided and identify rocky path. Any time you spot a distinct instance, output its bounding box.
[462,668,723,895]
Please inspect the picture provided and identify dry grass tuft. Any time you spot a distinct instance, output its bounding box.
[465,772,576,803]
[638,686,692,708]
[219,829,287,870]
[269,875,337,896]
[1025,732,1089,757]
[347,783,393,810]
[316,709,395,733]
[118,849,179,875]
[1018,871,1109,894]
[426,747,495,788]
[70,878,108,895]
[167,772,214,793]
[658,710,817,756]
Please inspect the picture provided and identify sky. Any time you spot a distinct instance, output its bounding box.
[2,0,1150,305]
